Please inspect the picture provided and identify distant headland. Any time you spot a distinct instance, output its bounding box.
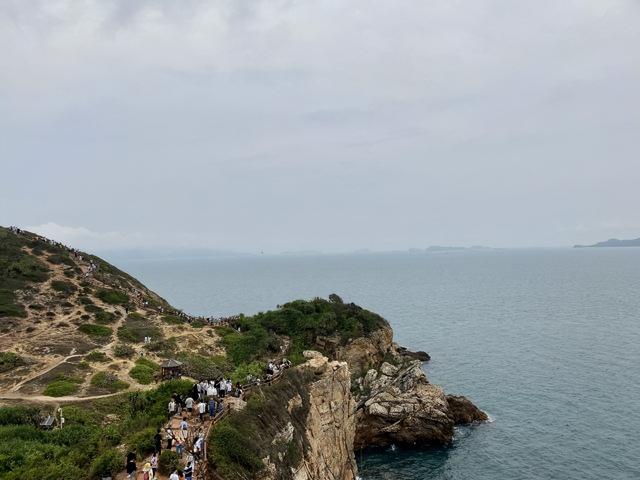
[574,238,640,248]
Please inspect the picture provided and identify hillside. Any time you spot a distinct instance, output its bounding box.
[0,226,224,400]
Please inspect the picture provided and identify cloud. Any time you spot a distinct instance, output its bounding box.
[24,222,144,250]
[2,1,640,250]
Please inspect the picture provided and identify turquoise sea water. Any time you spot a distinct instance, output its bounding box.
[113,248,640,480]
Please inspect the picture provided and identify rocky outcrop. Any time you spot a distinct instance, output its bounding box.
[446,394,488,424]
[347,328,486,449]
[262,351,358,480]
[354,360,454,448]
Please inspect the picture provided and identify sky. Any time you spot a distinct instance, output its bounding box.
[1,0,639,253]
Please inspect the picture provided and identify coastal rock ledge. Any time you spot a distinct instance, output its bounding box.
[336,325,487,450]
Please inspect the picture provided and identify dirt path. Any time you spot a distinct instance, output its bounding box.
[9,349,80,392]
[0,390,125,403]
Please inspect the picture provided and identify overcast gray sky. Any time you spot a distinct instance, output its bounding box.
[1,0,639,252]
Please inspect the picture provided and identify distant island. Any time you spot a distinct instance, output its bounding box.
[574,238,640,248]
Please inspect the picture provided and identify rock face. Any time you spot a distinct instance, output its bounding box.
[354,360,453,448]
[446,394,489,424]
[345,328,486,449]
[263,351,358,480]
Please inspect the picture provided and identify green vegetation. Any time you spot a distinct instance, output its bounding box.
[0,351,25,373]
[0,379,192,479]
[90,372,129,392]
[129,358,159,385]
[0,227,51,317]
[144,337,177,357]
[85,351,109,363]
[161,314,183,325]
[221,296,387,365]
[178,353,232,381]
[96,288,129,306]
[159,450,181,475]
[51,280,77,295]
[117,313,162,343]
[47,253,75,266]
[209,369,313,478]
[78,323,112,338]
[95,310,116,324]
[113,344,135,358]
[43,376,82,397]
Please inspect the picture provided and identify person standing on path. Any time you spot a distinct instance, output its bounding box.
[198,399,206,422]
[153,428,162,454]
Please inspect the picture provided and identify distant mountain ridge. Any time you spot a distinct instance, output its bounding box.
[574,237,640,248]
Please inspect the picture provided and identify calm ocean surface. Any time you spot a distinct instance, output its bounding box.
[113,248,640,480]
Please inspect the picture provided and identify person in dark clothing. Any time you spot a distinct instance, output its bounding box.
[154,428,162,453]
[126,451,137,479]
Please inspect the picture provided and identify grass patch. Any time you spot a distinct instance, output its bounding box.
[43,376,82,397]
[161,314,183,325]
[113,344,135,358]
[90,372,129,392]
[96,288,129,306]
[117,313,162,343]
[78,323,112,337]
[85,351,109,363]
[0,352,25,373]
[95,310,116,324]
[51,280,77,295]
[129,358,159,385]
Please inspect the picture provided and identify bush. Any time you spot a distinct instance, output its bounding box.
[113,344,135,358]
[230,361,264,384]
[43,377,82,397]
[127,426,157,456]
[159,450,180,476]
[161,315,183,325]
[47,254,75,266]
[179,354,233,381]
[0,406,40,426]
[85,351,109,363]
[90,448,123,478]
[96,288,129,305]
[84,304,103,313]
[117,314,162,343]
[90,372,129,392]
[51,280,77,295]
[95,310,116,324]
[0,351,25,373]
[129,358,159,385]
[78,323,112,337]
[78,296,93,305]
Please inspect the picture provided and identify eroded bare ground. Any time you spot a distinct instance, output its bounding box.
[0,245,225,403]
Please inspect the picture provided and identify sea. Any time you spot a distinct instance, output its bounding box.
[112,248,640,480]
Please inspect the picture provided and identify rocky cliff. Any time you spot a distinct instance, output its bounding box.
[259,351,357,480]
[339,325,487,450]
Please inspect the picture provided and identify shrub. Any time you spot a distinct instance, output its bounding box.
[90,448,123,478]
[230,361,264,384]
[8,256,49,282]
[158,450,180,476]
[96,288,129,305]
[129,358,159,385]
[43,377,82,397]
[90,372,129,392]
[127,426,157,456]
[0,352,25,373]
[78,296,93,305]
[47,254,75,266]
[95,310,116,324]
[113,344,135,358]
[0,406,40,426]
[161,315,183,325]
[85,351,109,363]
[84,304,103,313]
[51,280,77,295]
[117,314,162,343]
[0,289,26,317]
[178,354,233,381]
[78,324,112,337]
